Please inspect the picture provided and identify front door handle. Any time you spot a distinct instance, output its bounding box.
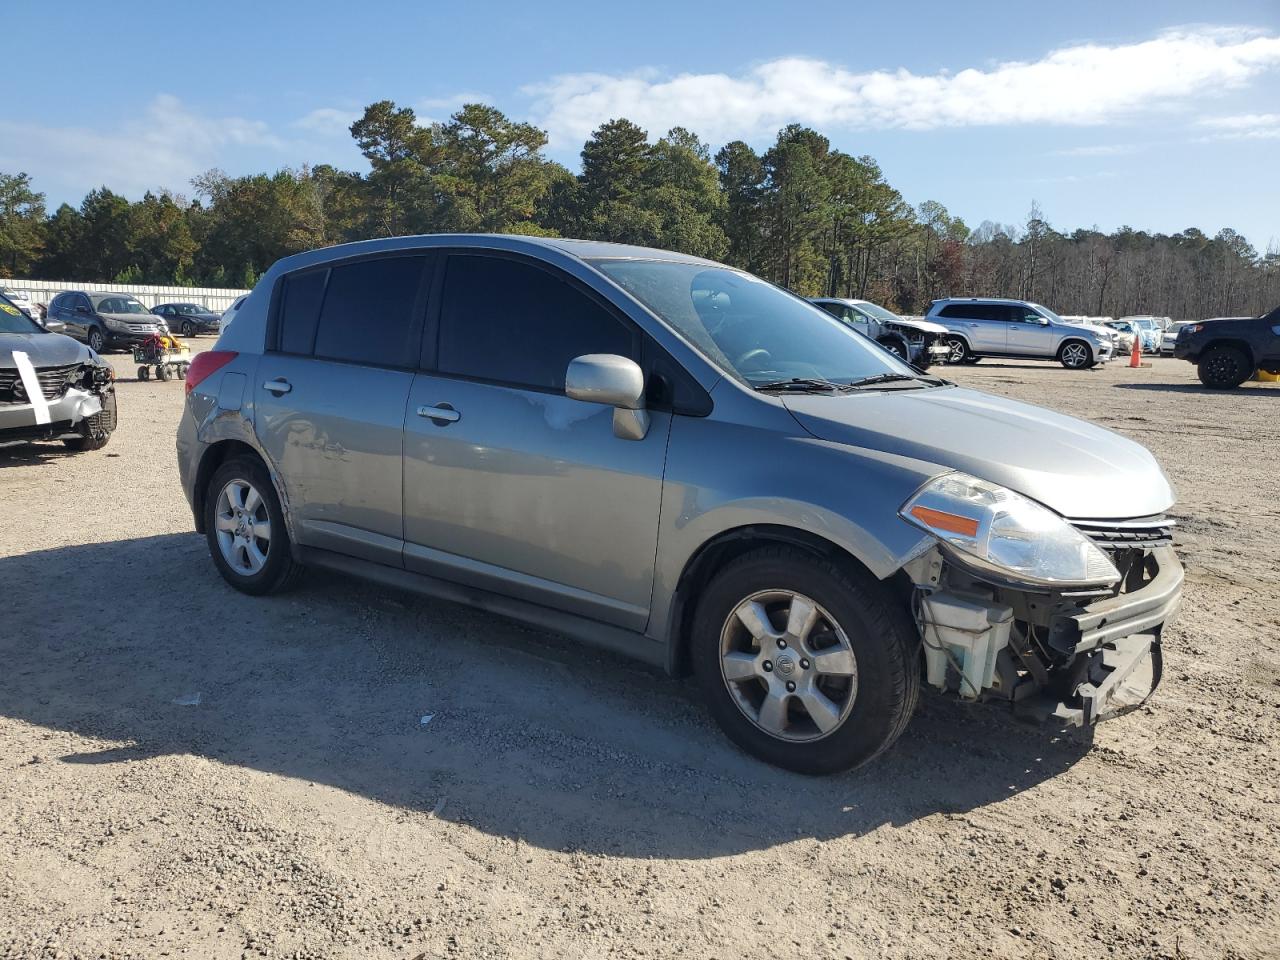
[263,378,292,395]
[418,402,460,425]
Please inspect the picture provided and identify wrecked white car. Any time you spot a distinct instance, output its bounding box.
[811,297,951,369]
[0,294,117,452]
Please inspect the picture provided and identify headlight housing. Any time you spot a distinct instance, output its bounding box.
[901,472,1120,587]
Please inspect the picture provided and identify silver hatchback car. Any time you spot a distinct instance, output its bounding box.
[177,236,1182,773]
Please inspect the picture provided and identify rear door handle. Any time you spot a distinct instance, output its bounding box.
[418,402,460,425]
[263,378,292,395]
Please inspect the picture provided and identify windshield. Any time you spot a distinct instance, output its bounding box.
[851,301,901,323]
[591,259,916,387]
[0,296,41,333]
[1028,303,1065,324]
[92,295,150,315]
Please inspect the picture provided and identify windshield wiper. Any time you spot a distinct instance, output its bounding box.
[753,378,846,393]
[844,372,946,389]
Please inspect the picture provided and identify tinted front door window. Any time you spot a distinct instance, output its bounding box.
[437,255,635,390]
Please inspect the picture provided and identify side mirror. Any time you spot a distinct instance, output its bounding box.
[1036,317,1049,325]
[75,305,89,314]
[565,354,649,441]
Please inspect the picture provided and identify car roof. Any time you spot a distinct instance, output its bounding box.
[268,233,724,278]
[931,297,1030,305]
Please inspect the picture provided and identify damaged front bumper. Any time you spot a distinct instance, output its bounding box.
[907,543,1182,727]
[0,386,110,442]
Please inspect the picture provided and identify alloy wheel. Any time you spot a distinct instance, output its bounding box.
[719,590,859,742]
[945,338,967,364]
[214,478,272,575]
[1061,342,1089,367]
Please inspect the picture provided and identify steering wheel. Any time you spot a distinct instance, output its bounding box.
[735,348,772,370]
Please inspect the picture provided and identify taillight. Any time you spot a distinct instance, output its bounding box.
[185,350,238,395]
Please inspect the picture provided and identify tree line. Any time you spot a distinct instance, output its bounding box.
[1,100,1276,318]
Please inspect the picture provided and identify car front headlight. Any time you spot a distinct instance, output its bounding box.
[900,472,1120,587]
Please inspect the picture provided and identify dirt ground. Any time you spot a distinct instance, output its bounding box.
[2,345,1277,960]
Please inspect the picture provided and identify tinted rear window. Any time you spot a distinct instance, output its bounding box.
[278,269,327,355]
[313,257,428,367]
[437,255,635,390]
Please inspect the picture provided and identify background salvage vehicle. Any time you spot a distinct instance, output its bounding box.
[810,297,950,369]
[46,291,169,354]
[927,297,1115,368]
[1174,306,1280,388]
[0,293,117,451]
[178,235,1182,774]
[153,302,222,337]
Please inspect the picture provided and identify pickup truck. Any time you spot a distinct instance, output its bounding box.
[1173,307,1280,388]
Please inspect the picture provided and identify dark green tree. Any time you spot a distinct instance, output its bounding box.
[0,172,46,275]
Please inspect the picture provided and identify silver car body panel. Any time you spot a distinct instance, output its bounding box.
[179,234,1174,670]
[782,387,1175,520]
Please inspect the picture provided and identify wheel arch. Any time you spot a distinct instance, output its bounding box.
[1202,338,1256,366]
[191,438,291,537]
[662,523,913,676]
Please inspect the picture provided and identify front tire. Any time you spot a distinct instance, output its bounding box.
[62,390,116,452]
[1058,339,1094,369]
[181,320,195,337]
[204,456,303,595]
[691,546,919,775]
[87,327,106,353]
[878,337,909,363]
[1197,345,1251,389]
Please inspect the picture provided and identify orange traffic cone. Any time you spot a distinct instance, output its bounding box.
[1128,335,1141,368]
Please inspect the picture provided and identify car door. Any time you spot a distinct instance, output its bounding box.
[254,253,433,567]
[71,293,96,341]
[1006,305,1054,356]
[402,251,672,631]
[942,304,1006,354]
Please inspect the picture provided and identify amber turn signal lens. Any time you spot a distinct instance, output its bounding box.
[909,505,980,537]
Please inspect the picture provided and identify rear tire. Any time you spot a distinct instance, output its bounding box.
[137,366,149,381]
[943,336,971,365]
[691,545,919,775]
[1197,345,1251,389]
[204,456,304,595]
[181,320,195,337]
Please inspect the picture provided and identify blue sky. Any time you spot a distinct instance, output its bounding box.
[5,0,1278,251]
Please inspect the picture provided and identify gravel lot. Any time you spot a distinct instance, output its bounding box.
[2,346,1277,960]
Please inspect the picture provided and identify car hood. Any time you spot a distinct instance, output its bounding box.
[890,317,949,335]
[0,331,97,368]
[782,386,1175,520]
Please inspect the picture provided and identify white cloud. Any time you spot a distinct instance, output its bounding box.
[1196,112,1280,139]
[524,26,1280,147]
[293,107,360,138]
[415,91,494,125]
[0,95,285,200]
[1052,144,1140,157]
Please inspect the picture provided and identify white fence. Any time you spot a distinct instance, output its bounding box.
[0,278,251,314]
